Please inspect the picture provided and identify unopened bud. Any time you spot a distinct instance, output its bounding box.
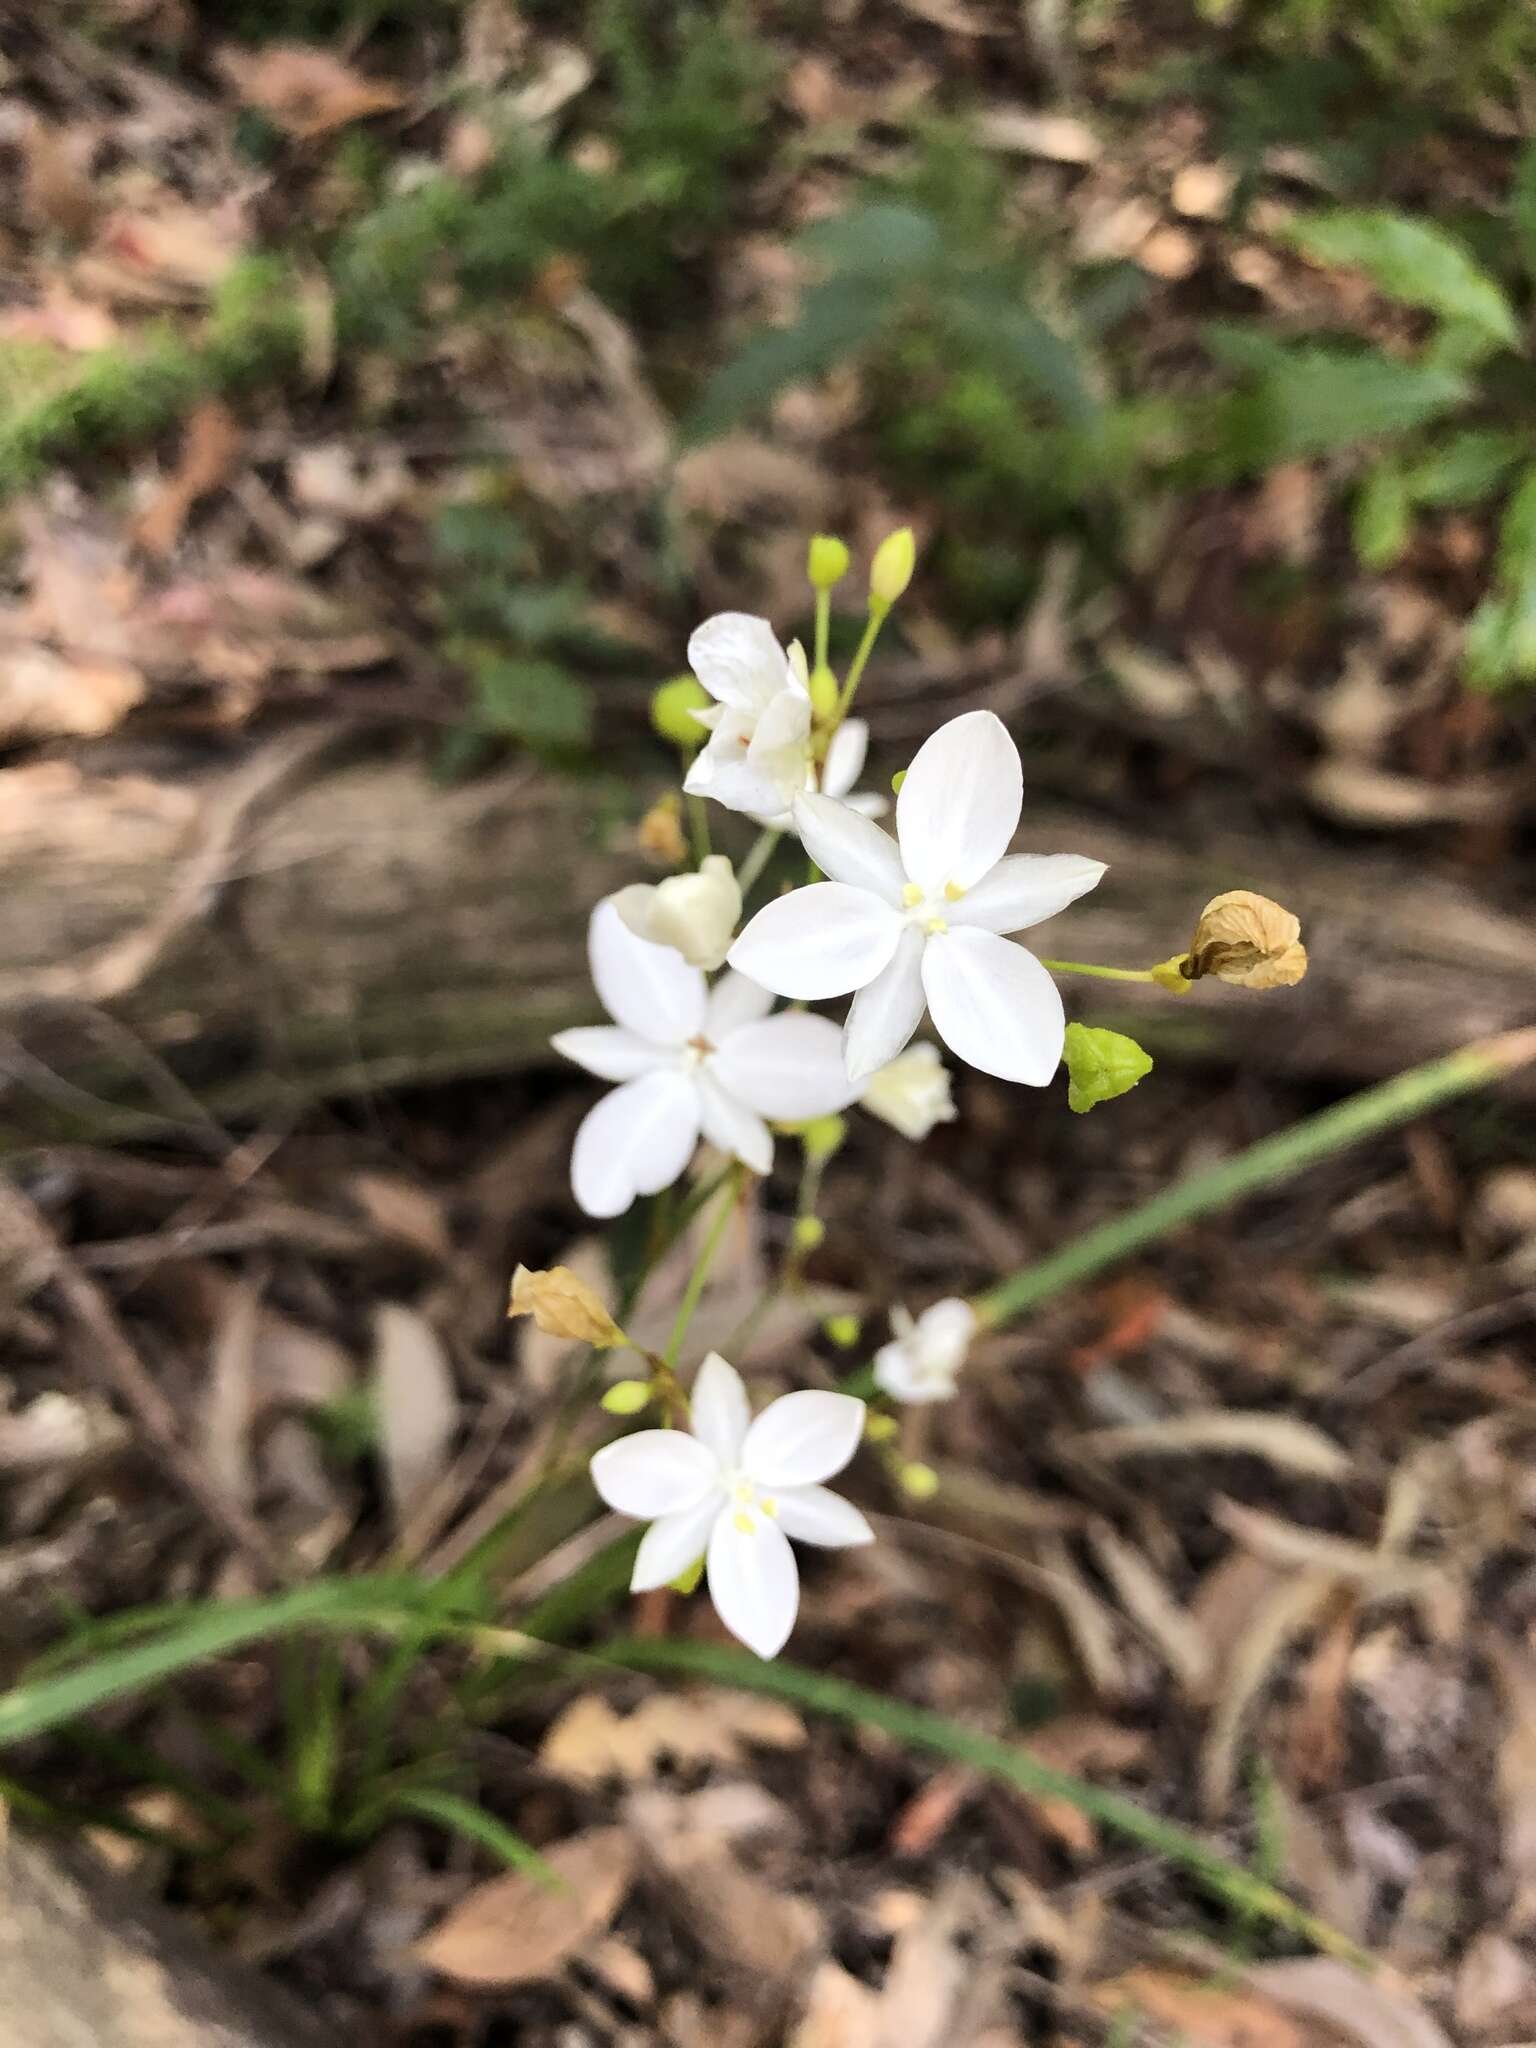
[651,676,711,751]
[808,534,851,590]
[898,1460,940,1501]
[509,1264,626,1348]
[869,527,916,611]
[792,1216,826,1253]
[864,1411,899,1442]
[823,1312,862,1350]
[890,769,906,794]
[808,663,839,719]
[801,1113,847,1165]
[601,1379,652,1416]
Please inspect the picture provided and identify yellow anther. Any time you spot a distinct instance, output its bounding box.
[925,916,948,936]
[761,1496,778,1518]
[733,1510,755,1536]
[944,880,965,902]
[901,882,923,907]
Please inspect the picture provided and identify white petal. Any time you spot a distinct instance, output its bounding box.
[917,1296,977,1363]
[820,718,868,799]
[683,747,789,820]
[591,1430,718,1518]
[570,1070,701,1218]
[742,1389,865,1488]
[774,1485,874,1549]
[792,793,905,901]
[689,613,792,714]
[844,927,927,1086]
[948,853,1106,935]
[873,1339,942,1404]
[745,689,813,813]
[921,929,1065,1086]
[729,884,902,1000]
[550,1026,666,1082]
[707,1508,799,1659]
[704,969,775,1038]
[710,1013,859,1120]
[631,1495,722,1592]
[589,899,705,1045]
[896,709,1022,892]
[696,1072,773,1175]
[688,1352,751,1466]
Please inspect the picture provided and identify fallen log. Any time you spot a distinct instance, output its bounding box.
[2,727,1532,1147]
[0,1826,328,2048]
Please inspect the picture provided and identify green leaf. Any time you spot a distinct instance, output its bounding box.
[469,655,592,749]
[1513,141,1536,284]
[1405,429,1523,507]
[800,203,945,281]
[945,286,1095,422]
[389,1789,559,1886]
[689,274,895,438]
[1206,334,1469,465]
[1352,462,1411,569]
[1062,1024,1154,1114]
[1495,461,1536,582]
[1286,209,1518,349]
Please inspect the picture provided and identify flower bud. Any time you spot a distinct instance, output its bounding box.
[651,675,711,751]
[611,855,740,971]
[864,1411,899,1442]
[807,534,851,590]
[890,769,906,794]
[1181,890,1308,990]
[860,1043,956,1142]
[808,663,840,719]
[509,1264,625,1348]
[823,1312,862,1350]
[1062,1023,1153,1115]
[793,1216,826,1252]
[801,1113,847,1165]
[869,527,916,611]
[898,1461,940,1501]
[601,1379,652,1416]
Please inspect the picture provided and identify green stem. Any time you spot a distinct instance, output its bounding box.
[1039,958,1158,984]
[735,826,781,898]
[663,1170,742,1370]
[833,608,886,724]
[813,588,830,675]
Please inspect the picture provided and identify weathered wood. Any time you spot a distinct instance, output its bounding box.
[1,730,1532,1145]
[0,1827,329,2048]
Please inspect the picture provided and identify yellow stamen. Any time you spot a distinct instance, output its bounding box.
[761,1496,778,1518]
[925,916,948,936]
[901,882,923,907]
[944,880,965,902]
[733,1511,755,1536]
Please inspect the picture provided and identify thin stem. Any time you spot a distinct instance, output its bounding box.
[1039,958,1159,984]
[813,588,830,675]
[685,788,712,862]
[735,826,781,898]
[834,608,885,724]
[663,1170,742,1370]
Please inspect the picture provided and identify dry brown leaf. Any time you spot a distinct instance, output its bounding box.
[509,1263,624,1348]
[1212,1498,1434,1589]
[199,1279,260,1512]
[215,43,406,138]
[134,399,241,559]
[346,1173,453,1260]
[790,1962,880,2048]
[1455,1931,1534,2036]
[874,1880,1003,2048]
[1074,1411,1350,1479]
[288,443,412,522]
[1092,1968,1308,2047]
[414,1827,635,1987]
[1307,759,1509,827]
[85,201,243,301]
[21,120,97,238]
[0,647,144,743]
[371,1303,458,1529]
[974,107,1100,163]
[541,1688,804,1786]
[1203,1570,1339,1816]
[1249,1959,1453,2048]
[1489,1636,1536,1930]
[1088,1521,1213,1697]
[635,1803,821,1997]
[1181,890,1308,989]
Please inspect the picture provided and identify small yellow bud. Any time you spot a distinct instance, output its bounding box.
[793,1216,826,1253]
[808,534,851,589]
[651,675,711,751]
[823,1312,862,1350]
[808,663,840,719]
[1149,955,1194,994]
[636,793,687,866]
[801,1113,847,1165]
[1181,891,1308,990]
[509,1264,625,1348]
[601,1379,652,1416]
[898,1461,940,1501]
[891,769,906,794]
[869,527,916,611]
[864,1411,899,1442]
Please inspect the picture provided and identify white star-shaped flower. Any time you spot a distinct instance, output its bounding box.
[873,1298,976,1404]
[682,612,880,829]
[728,709,1106,1086]
[553,902,856,1218]
[591,1352,872,1658]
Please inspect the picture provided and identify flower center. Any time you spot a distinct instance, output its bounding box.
[725,1469,778,1534]
[682,1033,717,1069]
[901,878,964,937]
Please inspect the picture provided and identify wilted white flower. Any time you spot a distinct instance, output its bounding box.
[591,1351,872,1658]
[552,902,855,1217]
[860,1042,957,1141]
[611,854,741,970]
[682,613,880,830]
[729,710,1105,1086]
[873,1298,975,1405]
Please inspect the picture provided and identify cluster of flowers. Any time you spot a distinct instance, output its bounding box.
[517,530,1305,1660]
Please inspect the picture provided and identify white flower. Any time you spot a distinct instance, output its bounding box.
[860,1042,957,1141]
[728,709,1106,1087]
[873,1298,975,1405]
[552,902,856,1218]
[682,612,881,830]
[611,854,741,970]
[591,1352,872,1658]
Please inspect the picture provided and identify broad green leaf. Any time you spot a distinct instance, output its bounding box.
[1405,429,1523,507]
[945,286,1094,421]
[1495,461,1536,581]
[1207,337,1468,466]
[1287,209,1518,349]
[800,203,945,281]
[689,274,895,438]
[470,656,592,749]
[1352,462,1411,569]
[1062,1024,1154,1114]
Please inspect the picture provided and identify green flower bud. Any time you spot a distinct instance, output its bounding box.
[651,675,710,751]
[808,663,840,719]
[898,1460,940,1501]
[808,534,851,590]
[890,769,906,795]
[801,1113,847,1165]
[823,1312,862,1350]
[869,527,916,611]
[792,1216,826,1253]
[864,1411,899,1442]
[600,1379,653,1416]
